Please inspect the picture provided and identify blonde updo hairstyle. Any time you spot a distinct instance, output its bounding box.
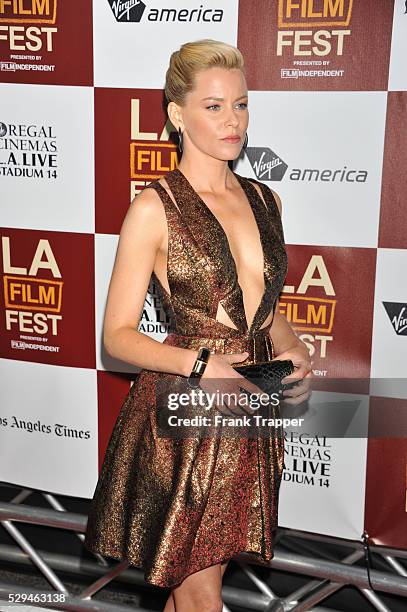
[165,39,245,107]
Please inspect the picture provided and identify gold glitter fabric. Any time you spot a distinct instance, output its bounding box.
[84,168,288,588]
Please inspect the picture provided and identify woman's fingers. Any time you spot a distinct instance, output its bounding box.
[234,375,265,397]
[221,381,254,417]
[222,371,270,416]
[281,388,311,406]
[223,351,249,365]
[281,367,311,386]
[200,378,247,417]
[201,351,298,417]
[283,375,312,398]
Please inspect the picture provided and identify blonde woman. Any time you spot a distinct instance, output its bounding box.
[84,39,311,612]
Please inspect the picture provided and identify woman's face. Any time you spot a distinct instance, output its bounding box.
[178,67,249,161]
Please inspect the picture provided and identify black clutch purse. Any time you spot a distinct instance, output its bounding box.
[232,359,295,396]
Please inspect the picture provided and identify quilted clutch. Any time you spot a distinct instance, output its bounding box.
[232,358,295,396]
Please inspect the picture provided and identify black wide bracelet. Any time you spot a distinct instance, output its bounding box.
[187,347,211,389]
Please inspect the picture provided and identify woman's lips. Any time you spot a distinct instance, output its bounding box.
[221,136,241,143]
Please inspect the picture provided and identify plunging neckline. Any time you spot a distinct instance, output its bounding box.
[173,167,270,334]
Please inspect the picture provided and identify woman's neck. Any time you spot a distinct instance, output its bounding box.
[177,152,235,194]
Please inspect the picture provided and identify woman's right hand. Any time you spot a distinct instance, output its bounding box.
[198,351,265,417]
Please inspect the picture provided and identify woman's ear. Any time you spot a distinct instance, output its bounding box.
[167,101,184,131]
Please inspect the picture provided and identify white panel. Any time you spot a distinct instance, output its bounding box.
[370,249,407,394]
[388,0,407,91]
[235,91,387,248]
[0,84,94,233]
[95,233,169,372]
[279,391,369,539]
[93,0,239,88]
[0,359,98,498]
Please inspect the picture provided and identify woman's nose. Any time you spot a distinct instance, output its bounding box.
[225,108,239,127]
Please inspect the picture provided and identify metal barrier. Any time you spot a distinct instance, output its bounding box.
[0,486,406,612]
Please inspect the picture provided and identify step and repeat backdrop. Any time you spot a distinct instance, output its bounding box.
[1,1,407,549]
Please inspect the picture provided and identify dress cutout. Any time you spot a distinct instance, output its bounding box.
[84,168,289,588]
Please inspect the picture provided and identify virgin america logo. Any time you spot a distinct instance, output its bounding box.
[383,302,407,335]
[108,0,146,22]
[245,148,288,181]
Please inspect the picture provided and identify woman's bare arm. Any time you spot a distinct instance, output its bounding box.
[269,299,307,356]
[102,187,197,376]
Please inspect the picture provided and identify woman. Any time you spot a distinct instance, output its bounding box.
[84,39,311,612]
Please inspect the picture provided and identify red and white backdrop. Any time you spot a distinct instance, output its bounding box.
[1,1,406,549]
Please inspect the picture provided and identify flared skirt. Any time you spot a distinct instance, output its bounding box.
[83,329,284,588]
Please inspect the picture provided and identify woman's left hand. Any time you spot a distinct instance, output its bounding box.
[273,342,312,405]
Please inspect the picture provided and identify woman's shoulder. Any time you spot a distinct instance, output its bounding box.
[125,180,167,230]
[130,173,182,219]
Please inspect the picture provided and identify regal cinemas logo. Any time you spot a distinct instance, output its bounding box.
[2,237,63,344]
[129,98,178,198]
[0,121,58,178]
[107,0,224,23]
[0,0,57,51]
[280,255,336,366]
[277,0,352,56]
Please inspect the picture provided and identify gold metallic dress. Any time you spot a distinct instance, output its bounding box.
[84,168,288,588]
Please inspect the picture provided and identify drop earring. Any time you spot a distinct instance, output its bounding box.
[243,132,248,150]
[178,127,183,154]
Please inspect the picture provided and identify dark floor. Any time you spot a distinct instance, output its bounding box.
[0,483,406,611]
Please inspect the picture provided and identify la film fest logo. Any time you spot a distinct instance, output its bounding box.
[0,0,57,23]
[2,236,63,352]
[0,0,58,71]
[246,142,368,183]
[280,255,337,375]
[129,98,178,199]
[107,0,224,23]
[277,0,353,82]
[0,121,58,179]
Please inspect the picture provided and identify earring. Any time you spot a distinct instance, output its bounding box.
[243,132,248,150]
[178,127,183,154]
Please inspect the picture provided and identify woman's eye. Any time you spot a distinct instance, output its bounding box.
[206,102,248,111]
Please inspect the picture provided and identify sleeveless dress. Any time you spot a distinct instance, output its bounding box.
[84,167,288,588]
